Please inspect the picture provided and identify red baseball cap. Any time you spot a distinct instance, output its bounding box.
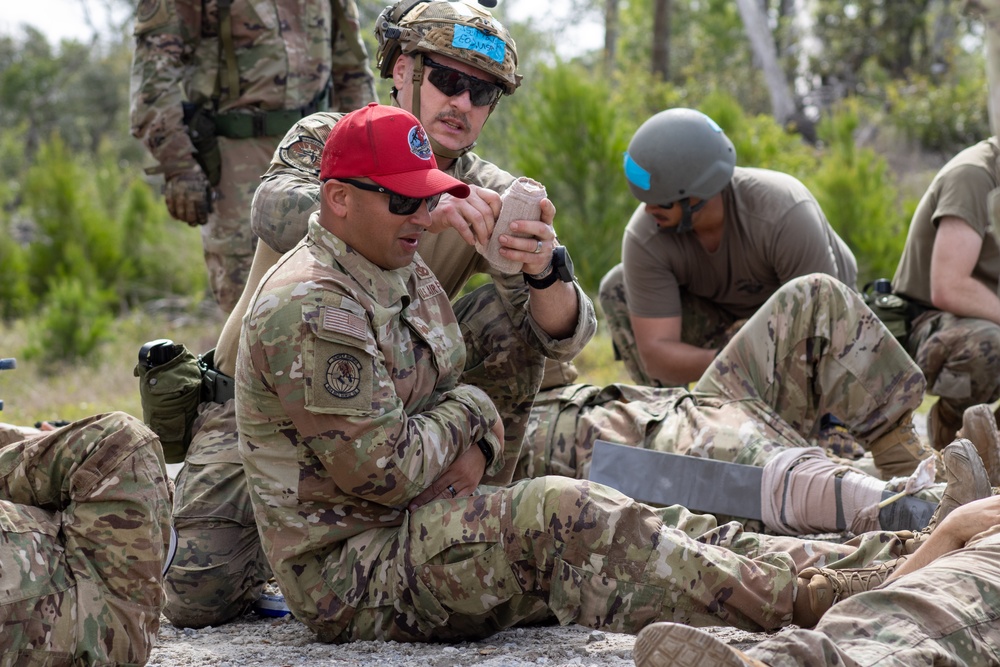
[320,103,471,200]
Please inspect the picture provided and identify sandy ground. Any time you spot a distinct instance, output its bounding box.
[149,414,932,665]
[149,615,770,666]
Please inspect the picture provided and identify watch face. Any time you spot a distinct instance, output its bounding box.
[554,246,574,282]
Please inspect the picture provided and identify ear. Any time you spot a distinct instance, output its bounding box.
[392,53,411,90]
[321,180,349,217]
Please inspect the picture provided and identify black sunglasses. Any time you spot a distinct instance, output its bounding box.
[336,178,441,215]
[423,57,504,107]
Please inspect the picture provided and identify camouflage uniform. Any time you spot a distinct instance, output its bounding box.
[0,412,172,665]
[164,113,596,626]
[524,273,931,482]
[129,0,376,311]
[161,398,271,628]
[746,523,1000,666]
[237,221,914,643]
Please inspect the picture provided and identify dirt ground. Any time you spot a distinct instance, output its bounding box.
[149,615,771,666]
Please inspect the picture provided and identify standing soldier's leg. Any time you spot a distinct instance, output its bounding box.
[453,281,546,485]
[910,312,1000,450]
[341,477,908,643]
[201,137,274,313]
[164,399,270,628]
[697,273,931,477]
[0,412,171,664]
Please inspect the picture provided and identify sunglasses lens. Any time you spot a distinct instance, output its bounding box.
[426,193,441,213]
[427,66,501,107]
[388,194,423,216]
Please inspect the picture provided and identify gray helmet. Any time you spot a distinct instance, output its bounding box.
[375,1,521,95]
[623,108,736,205]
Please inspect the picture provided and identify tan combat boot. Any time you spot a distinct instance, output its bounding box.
[793,558,903,627]
[956,404,1000,486]
[931,438,993,527]
[634,623,769,667]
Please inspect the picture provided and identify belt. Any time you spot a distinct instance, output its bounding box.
[214,96,329,139]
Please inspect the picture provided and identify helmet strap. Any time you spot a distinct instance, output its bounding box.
[402,53,478,162]
[675,197,707,234]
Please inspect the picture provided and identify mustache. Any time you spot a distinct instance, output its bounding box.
[433,110,469,131]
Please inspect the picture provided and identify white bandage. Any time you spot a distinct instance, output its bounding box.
[761,447,885,535]
[477,177,546,273]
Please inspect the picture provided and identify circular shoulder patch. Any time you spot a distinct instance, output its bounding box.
[279,135,326,173]
[325,353,363,398]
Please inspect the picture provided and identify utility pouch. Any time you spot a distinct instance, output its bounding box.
[861,280,916,348]
[182,102,222,186]
[135,339,204,463]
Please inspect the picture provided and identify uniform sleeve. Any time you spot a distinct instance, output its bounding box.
[251,113,342,252]
[265,294,501,508]
[129,0,199,170]
[932,163,996,236]
[328,0,377,112]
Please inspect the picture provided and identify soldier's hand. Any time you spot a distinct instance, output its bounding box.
[164,167,213,226]
[429,185,500,246]
[407,444,489,511]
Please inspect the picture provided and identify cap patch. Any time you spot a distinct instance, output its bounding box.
[408,125,433,161]
[452,24,505,63]
[623,152,651,190]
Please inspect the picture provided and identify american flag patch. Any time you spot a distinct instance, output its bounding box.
[323,308,367,340]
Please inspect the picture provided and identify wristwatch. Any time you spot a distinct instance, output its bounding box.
[524,246,575,289]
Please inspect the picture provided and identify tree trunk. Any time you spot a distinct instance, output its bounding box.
[604,0,620,75]
[735,0,797,127]
[651,0,671,81]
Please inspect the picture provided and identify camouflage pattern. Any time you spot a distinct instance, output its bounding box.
[525,274,930,483]
[598,262,739,387]
[236,233,914,641]
[163,399,271,628]
[908,309,1000,440]
[129,0,377,310]
[749,523,1000,666]
[166,111,595,625]
[0,412,171,665]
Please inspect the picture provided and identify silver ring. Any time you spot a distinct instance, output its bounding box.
[533,240,542,254]
[447,484,457,497]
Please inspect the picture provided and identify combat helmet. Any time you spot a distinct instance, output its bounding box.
[623,109,736,232]
[375,0,521,158]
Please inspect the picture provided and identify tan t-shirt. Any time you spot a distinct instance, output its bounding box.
[893,137,1000,307]
[621,167,857,319]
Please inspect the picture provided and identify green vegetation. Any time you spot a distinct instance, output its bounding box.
[0,2,989,413]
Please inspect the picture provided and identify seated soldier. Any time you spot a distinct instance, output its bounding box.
[0,412,172,664]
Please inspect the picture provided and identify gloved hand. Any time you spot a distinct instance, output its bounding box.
[164,167,213,226]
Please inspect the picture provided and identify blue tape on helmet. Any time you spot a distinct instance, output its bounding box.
[702,114,723,132]
[623,152,651,190]
[452,24,505,63]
